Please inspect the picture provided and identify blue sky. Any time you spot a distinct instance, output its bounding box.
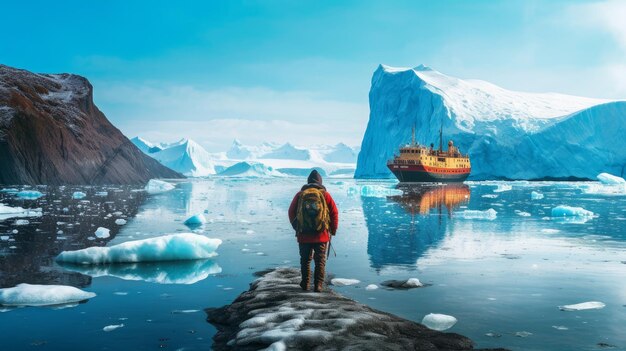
[2,0,625,151]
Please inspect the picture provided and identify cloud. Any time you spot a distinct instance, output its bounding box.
[93,82,369,151]
[570,0,626,51]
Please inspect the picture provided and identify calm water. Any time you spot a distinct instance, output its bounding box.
[1,179,625,351]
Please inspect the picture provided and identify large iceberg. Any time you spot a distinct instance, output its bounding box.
[56,233,222,264]
[134,138,216,176]
[355,64,626,180]
[0,284,95,307]
[0,204,42,221]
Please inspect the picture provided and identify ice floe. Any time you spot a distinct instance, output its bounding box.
[459,208,497,220]
[558,301,605,311]
[330,278,360,286]
[551,206,594,218]
[184,213,207,227]
[0,284,96,307]
[103,324,124,332]
[365,284,379,290]
[56,233,222,264]
[72,191,86,199]
[145,179,176,194]
[60,259,221,284]
[94,227,110,239]
[493,184,512,193]
[581,173,626,196]
[115,219,127,225]
[531,191,544,200]
[597,173,625,185]
[16,190,44,199]
[347,184,402,198]
[421,313,457,331]
[0,204,42,221]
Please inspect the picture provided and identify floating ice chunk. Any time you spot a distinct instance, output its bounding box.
[60,259,221,284]
[0,236,9,241]
[482,194,498,199]
[330,278,360,286]
[56,233,222,264]
[172,309,200,314]
[145,179,175,194]
[0,284,95,307]
[1,188,19,193]
[381,278,424,289]
[16,190,44,199]
[94,227,110,239]
[14,219,30,225]
[115,219,127,225]
[531,191,544,200]
[95,191,108,197]
[515,331,532,337]
[551,206,594,218]
[0,204,42,221]
[559,301,605,311]
[72,191,86,199]
[459,208,497,220]
[597,173,625,185]
[103,324,124,332]
[541,229,560,234]
[348,185,402,198]
[493,184,512,193]
[365,284,379,290]
[515,210,531,217]
[421,313,457,331]
[552,325,569,330]
[184,214,207,227]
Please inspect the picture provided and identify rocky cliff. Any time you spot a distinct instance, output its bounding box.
[0,64,182,185]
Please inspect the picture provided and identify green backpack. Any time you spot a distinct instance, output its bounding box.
[296,187,330,234]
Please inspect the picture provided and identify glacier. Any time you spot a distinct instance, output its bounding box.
[55,233,222,264]
[355,64,626,180]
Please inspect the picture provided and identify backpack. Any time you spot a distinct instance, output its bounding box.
[295,187,330,234]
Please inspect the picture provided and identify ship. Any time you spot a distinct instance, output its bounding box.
[387,126,471,182]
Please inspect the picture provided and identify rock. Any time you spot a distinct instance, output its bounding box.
[381,278,427,289]
[206,268,508,351]
[0,64,183,185]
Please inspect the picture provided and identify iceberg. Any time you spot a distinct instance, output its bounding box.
[531,191,544,200]
[56,233,222,264]
[551,206,594,218]
[150,139,217,177]
[145,179,176,194]
[582,172,626,196]
[421,313,457,331]
[355,64,626,180]
[0,284,96,307]
[493,184,512,193]
[184,214,207,227]
[597,173,625,185]
[16,190,44,199]
[94,227,110,239]
[459,208,497,220]
[59,259,222,285]
[330,278,360,286]
[559,301,605,311]
[217,161,285,177]
[103,324,124,332]
[72,191,86,199]
[0,204,42,221]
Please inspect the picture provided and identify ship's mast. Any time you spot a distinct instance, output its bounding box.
[411,124,416,145]
[439,120,443,152]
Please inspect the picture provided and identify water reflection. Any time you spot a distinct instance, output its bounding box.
[58,259,222,285]
[364,184,470,271]
[0,186,146,288]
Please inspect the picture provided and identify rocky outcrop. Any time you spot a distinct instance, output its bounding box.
[206,268,508,351]
[0,64,182,185]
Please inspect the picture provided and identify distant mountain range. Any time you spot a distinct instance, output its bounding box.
[131,137,359,178]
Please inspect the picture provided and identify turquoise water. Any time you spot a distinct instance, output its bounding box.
[1,179,625,350]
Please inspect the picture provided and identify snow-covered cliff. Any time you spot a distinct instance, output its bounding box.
[355,64,626,180]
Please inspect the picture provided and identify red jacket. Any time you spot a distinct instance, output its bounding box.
[288,185,339,244]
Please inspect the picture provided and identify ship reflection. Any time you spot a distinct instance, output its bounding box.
[364,184,470,271]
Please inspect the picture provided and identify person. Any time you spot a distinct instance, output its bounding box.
[288,170,339,292]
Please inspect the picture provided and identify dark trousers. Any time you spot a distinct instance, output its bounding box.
[299,242,328,290]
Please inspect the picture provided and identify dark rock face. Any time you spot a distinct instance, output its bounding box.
[0,64,183,185]
[206,268,508,351]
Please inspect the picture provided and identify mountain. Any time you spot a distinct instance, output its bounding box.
[133,137,216,177]
[323,142,359,163]
[0,65,182,185]
[259,142,311,160]
[356,64,626,180]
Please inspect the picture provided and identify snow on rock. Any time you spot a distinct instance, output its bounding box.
[459,208,497,220]
[145,179,176,194]
[56,233,222,264]
[72,191,86,199]
[551,206,594,218]
[16,190,44,199]
[559,301,605,311]
[531,191,544,200]
[381,278,425,289]
[597,173,625,185]
[94,227,110,239]
[0,283,96,307]
[207,268,482,350]
[347,184,402,198]
[355,64,626,180]
[60,259,222,285]
[184,214,207,227]
[421,313,458,331]
[0,204,42,221]
[330,278,360,286]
